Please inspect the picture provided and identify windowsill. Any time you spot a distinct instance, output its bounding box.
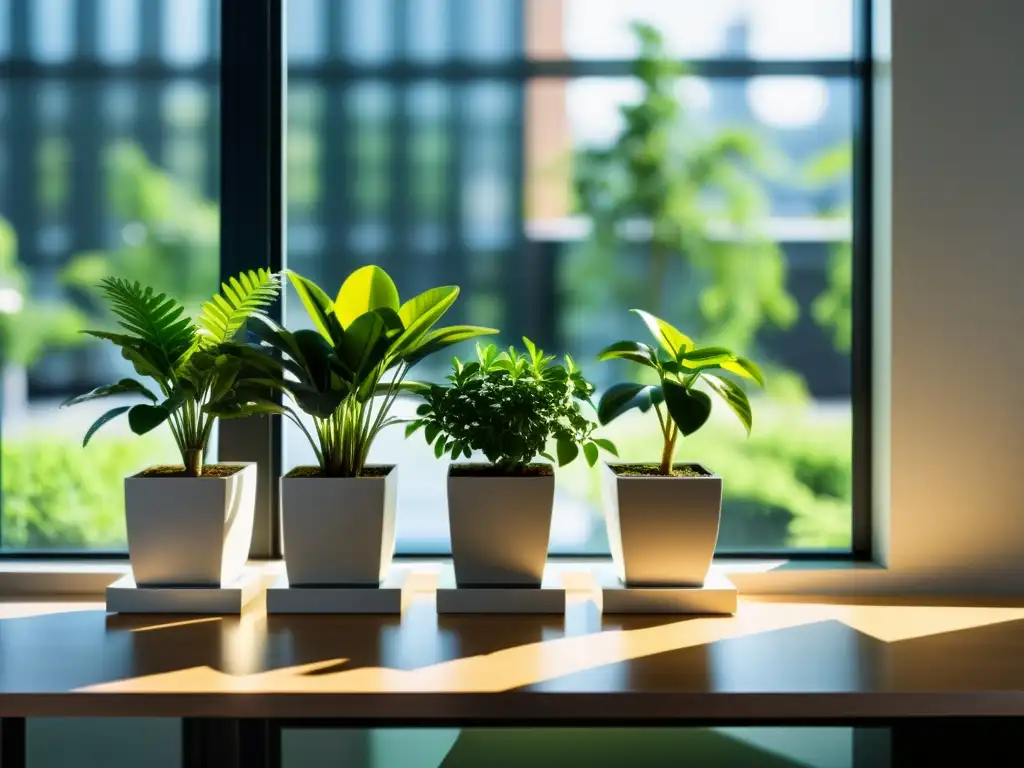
[0,557,888,597]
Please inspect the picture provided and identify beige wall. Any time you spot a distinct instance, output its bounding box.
[884,0,1024,584]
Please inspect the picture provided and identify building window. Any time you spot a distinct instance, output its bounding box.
[0,0,221,551]
[285,0,864,555]
[0,0,866,556]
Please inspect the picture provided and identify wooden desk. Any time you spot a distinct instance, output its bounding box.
[1,588,1022,765]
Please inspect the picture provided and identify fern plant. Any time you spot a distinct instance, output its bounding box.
[61,270,280,477]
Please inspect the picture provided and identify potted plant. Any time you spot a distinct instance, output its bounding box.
[229,266,497,587]
[407,338,616,587]
[62,270,280,587]
[596,309,764,587]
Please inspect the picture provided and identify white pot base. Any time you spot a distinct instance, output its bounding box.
[105,569,262,614]
[266,567,410,614]
[592,564,737,615]
[436,563,566,614]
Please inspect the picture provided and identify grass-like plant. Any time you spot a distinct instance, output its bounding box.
[61,270,280,477]
[229,266,498,478]
[597,309,764,475]
[407,338,616,474]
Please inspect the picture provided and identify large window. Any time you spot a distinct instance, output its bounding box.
[285,0,864,554]
[0,0,221,550]
[0,0,866,555]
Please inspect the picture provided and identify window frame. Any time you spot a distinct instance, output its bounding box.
[0,0,873,561]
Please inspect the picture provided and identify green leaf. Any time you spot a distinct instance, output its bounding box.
[82,405,132,446]
[662,379,712,437]
[721,356,766,387]
[198,268,279,343]
[402,324,499,366]
[596,382,665,425]
[583,442,599,467]
[704,373,753,434]
[61,378,157,408]
[335,265,400,329]
[404,420,425,438]
[596,340,659,368]
[462,444,472,459]
[593,437,618,456]
[337,311,389,379]
[556,439,579,467]
[390,286,459,359]
[374,380,432,397]
[434,437,446,458]
[680,346,736,369]
[631,309,694,358]
[206,397,289,419]
[97,278,195,371]
[287,270,341,344]
[127,403,172,436]
[424,422,441,445]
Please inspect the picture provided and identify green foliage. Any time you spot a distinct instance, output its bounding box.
[572,22,797,356]
[408,339,616,472]
[597,309,763,474]
[234,266,498,477]
[62,270,279,476]
[62,143,219,310]
[0,217,86,368]
[804,141,854,354]
[1,432,175,549]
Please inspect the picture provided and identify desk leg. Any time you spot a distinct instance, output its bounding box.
[182,719,279,768]
[891,718,1018,765]
[0,719,25,768]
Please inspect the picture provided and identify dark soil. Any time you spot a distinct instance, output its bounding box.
[610,464,710,478]
[449,463,553,478]
[137,464,243,478]
[286,465,393,479]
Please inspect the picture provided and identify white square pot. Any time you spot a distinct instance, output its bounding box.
[447,469,555,587]
[281,465,398,587]
[124,462,257,588]
[602,462,723,588]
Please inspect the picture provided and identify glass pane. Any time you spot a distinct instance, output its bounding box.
[286,1,856,553]
[531,75,853,551]
[0,0,221,550]
[549,0,854,61]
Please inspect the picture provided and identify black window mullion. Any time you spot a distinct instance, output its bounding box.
[323,0,349,289]
[851,0,874,560]
[389,0,410,278]
[218,0,284,559]
[442,1,465,324]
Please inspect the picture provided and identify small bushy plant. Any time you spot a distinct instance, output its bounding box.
[408,338,616,473]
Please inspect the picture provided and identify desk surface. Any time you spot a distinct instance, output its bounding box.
[2,578,1024,720]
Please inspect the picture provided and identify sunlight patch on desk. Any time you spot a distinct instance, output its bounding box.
[129,616,223,633]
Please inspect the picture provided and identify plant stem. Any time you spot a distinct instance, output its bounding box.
[184,448,203,478]
[659,423,678,475]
